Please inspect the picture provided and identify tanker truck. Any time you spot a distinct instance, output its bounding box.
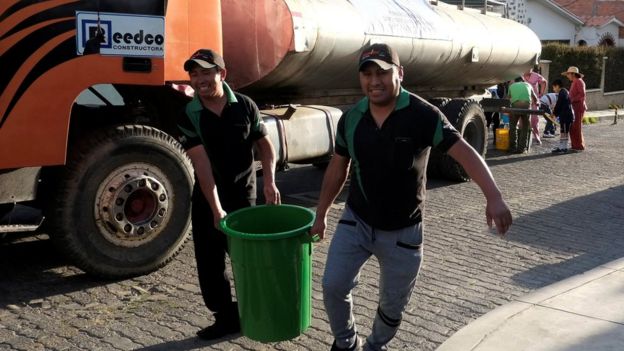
[0,0,541,277]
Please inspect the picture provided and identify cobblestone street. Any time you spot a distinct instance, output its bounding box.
[2,120,624,351]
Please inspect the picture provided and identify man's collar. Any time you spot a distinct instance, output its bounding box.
[189,81,238,112]
[222,81,238,103]
[355,87,410,113]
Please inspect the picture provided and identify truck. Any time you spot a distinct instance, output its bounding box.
[0,0,541,278]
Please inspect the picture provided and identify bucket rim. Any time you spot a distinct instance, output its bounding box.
[220,204,315,240]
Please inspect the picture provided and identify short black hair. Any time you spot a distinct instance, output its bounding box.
[514,77,524,82]
[552,79,563,87]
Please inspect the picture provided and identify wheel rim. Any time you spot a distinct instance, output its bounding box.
[464,119,483,151]
[95,163,172,247]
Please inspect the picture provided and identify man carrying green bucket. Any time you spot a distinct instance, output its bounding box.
[311,43,513,351]
[176,49,281,340]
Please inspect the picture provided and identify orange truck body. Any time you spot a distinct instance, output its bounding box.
[0,0,221,168]
[0,0,540,277]
[0,0,226,277]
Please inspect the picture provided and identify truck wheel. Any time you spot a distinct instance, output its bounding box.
[428,97,451,109]
[428,99,487,182]
[48,125,194,278]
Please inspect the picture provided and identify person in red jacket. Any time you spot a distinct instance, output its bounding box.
[562,66,586,151]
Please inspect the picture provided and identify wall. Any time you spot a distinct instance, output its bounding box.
[577,22,620,46]
[526,0,576,43]
[541,58,624,110]
[586,90,624,110]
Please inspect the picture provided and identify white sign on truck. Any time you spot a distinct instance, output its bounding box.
[76,11,165,57]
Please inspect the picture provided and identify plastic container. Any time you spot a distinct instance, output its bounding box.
[501,113,510,125]
[220,204,317,342]
[495,128,509,151]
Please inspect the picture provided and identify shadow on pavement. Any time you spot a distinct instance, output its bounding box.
[509,184,624,289]
[133,335,241,351]
[0,235,112,307]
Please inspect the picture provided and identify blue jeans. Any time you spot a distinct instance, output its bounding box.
[322,206,423,351]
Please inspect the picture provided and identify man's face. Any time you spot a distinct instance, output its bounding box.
[188,65,226,100]
[553,85,561,93]
[359,62,403,107]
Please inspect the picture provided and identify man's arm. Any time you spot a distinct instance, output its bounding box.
[539,77,548,97]
[446,139,512,235]
[186,145,226,229]
[254,135,280,205]
[530,88,539,106]
[310,154,351,240]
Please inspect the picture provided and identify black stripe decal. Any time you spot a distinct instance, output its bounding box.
[1,1,38,22]
[1,0,165,127]
[2,2,78,40]
[1,0,165,24]
[1,19,74,94]
[1,20,75,128]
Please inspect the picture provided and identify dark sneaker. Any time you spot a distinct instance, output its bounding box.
[552,148,565,153]
[330,336,362,351]
[196,310,240,340]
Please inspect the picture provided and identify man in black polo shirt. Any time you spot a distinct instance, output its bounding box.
[176,49,280,340]
[311,43,513,351]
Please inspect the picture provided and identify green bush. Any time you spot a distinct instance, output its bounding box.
[604,48,624,92]
[541,43,606,90]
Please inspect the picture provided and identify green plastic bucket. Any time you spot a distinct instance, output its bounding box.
[220,204,317,342]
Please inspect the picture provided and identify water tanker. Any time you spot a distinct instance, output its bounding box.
[221,0,541,177]
[0,0,539,277]
[223,0,540,98]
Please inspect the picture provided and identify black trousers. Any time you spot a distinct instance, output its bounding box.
[191,184,254,315]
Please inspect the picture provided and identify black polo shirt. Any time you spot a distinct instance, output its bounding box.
[335,88,461,230]
[176,82,267,203]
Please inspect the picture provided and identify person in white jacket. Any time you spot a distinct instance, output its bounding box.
[539,92,558,138]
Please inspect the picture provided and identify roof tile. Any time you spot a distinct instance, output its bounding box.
[553,0,624,23]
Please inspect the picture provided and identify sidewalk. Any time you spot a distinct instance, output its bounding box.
[439,112,624,351]
[437,257,624,351]
[585,109,620,123]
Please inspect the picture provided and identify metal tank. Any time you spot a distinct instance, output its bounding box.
[222,0,542,101]
[260,105,341,168]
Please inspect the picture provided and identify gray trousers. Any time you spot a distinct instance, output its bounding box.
[322,206,423,351]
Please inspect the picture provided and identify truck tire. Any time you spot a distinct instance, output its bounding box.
[48,125,194,278]
[428,97,451,109]
[428,99,487,182]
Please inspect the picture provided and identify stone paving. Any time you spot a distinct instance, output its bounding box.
[1,120,624,351]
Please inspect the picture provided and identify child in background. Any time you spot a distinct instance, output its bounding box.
[539,92,558,138]
[551,79,574,153]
